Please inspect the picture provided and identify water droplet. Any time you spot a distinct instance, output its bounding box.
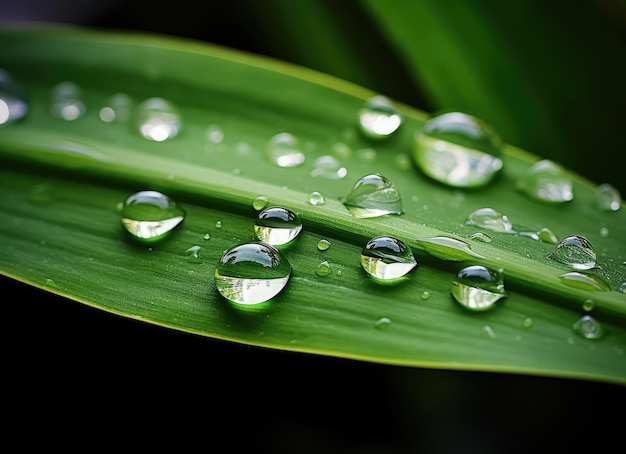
[215,220,222,228]
[267,132,305,167]
[308,191,325,206]
[120,190,185,242]
[254,206,303,246]
[417,236,484,261]
[548,235,596,270]
[537,227,558,244]
[469,232,492,243]
[517,160,573,203]
[134,97,181,141]
[99,93,132,123]
[599,226,610,238]
[205,124,225,144]
[482,325,496,338]
[582,299,595,312]
[358,95,402,139]
[559,271,610,292]
[203,233,211,240]
[522,317,534,328]
[466,207,514,233]
[420,290,431,300]
[572,315,604,339]
[360,236,418,281]
[50,81,85,121]
[413,112,503,188]
[310,155,347,179]
[252,195,270,211]
[316,260,332,276]
[619,282,626,293]
[595,183,622,212]
[450,265,507,311]
[0,69,28,125]
[375,317,392,330]
[317,239,331,251]
[186,245,202,262]
[214,242,291,306]
[343,173,402,218]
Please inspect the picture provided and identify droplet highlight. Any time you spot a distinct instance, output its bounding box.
[517,160,573,203]
[254,206,303,246]
[360,236,417,281]
[267,132,305,167]
[0,69,28,125]
[343,173,402,218]
[358,95,402,139]
[450,265,507,311]
[120,190,185,242]
[134,97,181,142]
[548,235,596,270]
[214,242,292,306]
[413,112,503,188]
[99,93,132,123]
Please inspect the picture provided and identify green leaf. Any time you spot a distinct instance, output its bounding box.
[1,25,625,385]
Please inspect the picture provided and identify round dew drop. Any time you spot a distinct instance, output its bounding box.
[517,159,573,203]
[308,191,325,206]
[450,265,507,311]
[595,183,622,212]
[134,97,181,142]
[547,235,596,270]
[316,260,332,277]
[120,190,185,242]
[572,315,604,340]
[466,207,514,233]
[360,236,418,281]
[343,173,403,218]
[266,132,305,167]
[358,95,403,139]
[252,195,270,211]
[50,81,85,121]
[214,242,292,306]
[254,206,303,246]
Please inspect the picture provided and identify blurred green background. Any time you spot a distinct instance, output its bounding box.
[2,0,626,451]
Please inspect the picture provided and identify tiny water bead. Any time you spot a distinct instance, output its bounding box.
[316,260,332,277]
[252,195,270,211]
[0,69,28,125]
[420,290,431,300]
[572,315,604,340]
[99,93,132,123]
[317,239,331,251]
[214,242,292,306]
[50,81,85,121]
[134,97,181,142]
[254,207,303,246]
[310,155,347,179]
[595,183,622,212]
[582,299,595,312]
[358,95,403,139]
[469,232,492,243]
[308,191,325,206]
[559,272,610,292]
[517,160,573,203]
[120,190,185,242]
[537,227,558,244]
[450,265,507,311]
[413,111,503,188]
[522,317,534,328]
[360,236,418,281]
[267,132,305,167]
[343,173,403,218]
[375,317,392,330]
[466,207,513,233]
[548,235,596,270]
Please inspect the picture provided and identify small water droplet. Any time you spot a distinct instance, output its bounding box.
[522,317,534,328]
[417,236,485,261]
[205,124,225,144]
[537,227,558,244]
[254,207,303,246]
[358,95,402,139]
[619,282,626,293]
[451,265,507,311]
[466,207,514,233]
[375,317,392,330]
[316,260,332,276]
[559,271,610,292]
[134,97,181,141]
[45,278,58,288]
[310,155,347,179]
[517,160,573,203]
[595,183,622,212]
[186,245,202,262]
[469,232,492,243]
[572,314,604,339]
[343,173,402,218]
[413,112,503,188]
[203,233,211,240]
[214,242,292,306]
[51,81,85,121]
[582,299,595,312]
[252,195,270,211]
[215,220,222,228]
[99,93,132,123]
[0,69,28,125]
[120,190,185,242]
[317,239,331,251]
[308,191,325,206]
[360,236,418,280]
[267,132,305,167]
[599,226,610,238]
[482,325,496,338]
[420,290,431,300]
[548,235,596,270]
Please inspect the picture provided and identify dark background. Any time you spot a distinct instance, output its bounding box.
[2,1,626,452]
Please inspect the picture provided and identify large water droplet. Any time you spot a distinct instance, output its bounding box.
[0,69,28,125]
[134,97,181,141]
[595,183,622,212]
[358,95,402,139]
[559,272,610,292]
[360,236,418,281]
[451,265,507,311]
[548,235,596,270]
[466,207,514,233]
[343,173,402,218]
[254,206,303,246]
[50,81,85,121]
[120,190,185,242]
[267,132,305,167]
[572,315,604,339]
[214,242,291,306]
[413,112,503,188]
[517,160,573,203]
[99,93,132,123]
[310,155,347,179]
